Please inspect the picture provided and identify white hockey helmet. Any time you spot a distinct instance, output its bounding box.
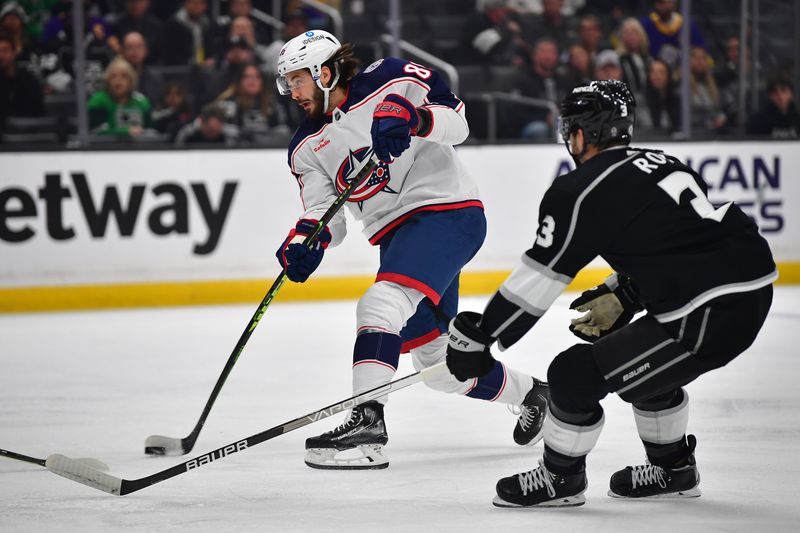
[276,29,342,110]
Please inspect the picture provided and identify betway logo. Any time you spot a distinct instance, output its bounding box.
[0,172,237,255]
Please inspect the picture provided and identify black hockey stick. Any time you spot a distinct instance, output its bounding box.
[144,152,380,457]
[1,448,109,471]
[48,362,448,495]
[1,448,46,467]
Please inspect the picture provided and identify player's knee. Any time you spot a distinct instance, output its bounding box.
[356,281,425,331]
[547,344,610,414]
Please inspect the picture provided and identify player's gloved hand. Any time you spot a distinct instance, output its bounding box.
[446,311,497,381]
[276,219,332,283]
[569,273,643,342]
[370,94,419,162]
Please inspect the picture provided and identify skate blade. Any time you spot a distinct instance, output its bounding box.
[304,445,389,470]
[492,493,586,508]
[607,486,701,499]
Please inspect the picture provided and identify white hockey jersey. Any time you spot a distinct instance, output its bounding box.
[287,57,482,246]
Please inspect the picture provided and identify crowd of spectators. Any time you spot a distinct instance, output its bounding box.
[0,0,797,146]
[462,0,798,139]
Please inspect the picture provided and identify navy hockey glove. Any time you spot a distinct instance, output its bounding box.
[370,94,419,162]
[446,311,497,382]
[569,273,643,342]
[276,219,331,283]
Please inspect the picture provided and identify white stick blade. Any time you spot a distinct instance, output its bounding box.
[144,435,186,456]
[46,454,122,495]
[74,458,110,471]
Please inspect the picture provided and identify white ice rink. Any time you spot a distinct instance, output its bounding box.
[1,288,799,532]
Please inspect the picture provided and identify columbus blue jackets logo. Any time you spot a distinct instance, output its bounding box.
[335,147,396,206]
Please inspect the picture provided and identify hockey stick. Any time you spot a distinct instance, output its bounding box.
[47,362,448,495]
[1,448,109,471]
[144,153,381,457]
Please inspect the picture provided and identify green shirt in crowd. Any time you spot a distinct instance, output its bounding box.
[88,90,153,136]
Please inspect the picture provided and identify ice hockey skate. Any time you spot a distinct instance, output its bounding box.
[493,459,588,508]
[608,435,701,498]
[304,401,389,470]
[512,378,549,446]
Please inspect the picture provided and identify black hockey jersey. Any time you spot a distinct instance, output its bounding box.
[482,145,777,350]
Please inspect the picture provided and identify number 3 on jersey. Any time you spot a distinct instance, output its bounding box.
[658,171,731,222]
[535,215,556,248]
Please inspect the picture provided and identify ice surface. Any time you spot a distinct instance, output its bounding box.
[2,288,799,532]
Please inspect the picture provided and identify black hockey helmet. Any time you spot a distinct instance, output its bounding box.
[559,80,636,147]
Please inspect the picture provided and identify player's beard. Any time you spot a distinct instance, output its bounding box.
[302,85,327,120]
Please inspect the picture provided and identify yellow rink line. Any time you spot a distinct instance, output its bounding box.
[1,263,798,313]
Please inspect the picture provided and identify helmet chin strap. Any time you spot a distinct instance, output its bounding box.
[316,64,341,113]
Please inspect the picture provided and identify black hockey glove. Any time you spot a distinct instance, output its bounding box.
[446,311,497,382]
[569,273,643,342]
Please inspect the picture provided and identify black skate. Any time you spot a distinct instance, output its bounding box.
[608,435,701,498]
[304,401,389,470]
[513,378,549,446]
[494,460,587,508]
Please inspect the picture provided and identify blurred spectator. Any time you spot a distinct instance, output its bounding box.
[615,17,649,98]
[746,74,800,139]
[152,81,192,140]
[561,43,592,89]
[215,0,271,49]
[688,46,726,134]
[594,49,623,81]
[175,101,238,145]
[529,0,575,51]
[263,10,309,76]
[160,0,217,66]
[226,16,270,70]
[150,0,183,21]
[639,58,680,135]
[215,63,290,143]
[0,2,36,64]
[462,1,533,67]
[505,0,585,15]
[640,0,705,70]
[576,14,607,60]
[715,36,743,89]
[715,35,749,126]
[112,0,163,63]
[0,31,44,132]
[516,37,568,138]
[87,57,152,136]
[14,0,59,39]
[207,35,255,102]
[39,1,118,93]
[120,31,162,104]
[41,1,119,55]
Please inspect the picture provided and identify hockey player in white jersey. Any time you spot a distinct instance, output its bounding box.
[274,30,549,469]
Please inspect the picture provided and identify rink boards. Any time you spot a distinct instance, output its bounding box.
[1,141,798,312]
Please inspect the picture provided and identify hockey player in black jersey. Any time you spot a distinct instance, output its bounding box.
[446,80,777,507]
